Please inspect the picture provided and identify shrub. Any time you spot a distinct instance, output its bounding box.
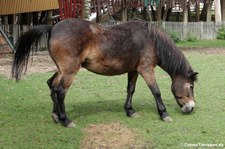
[166,30,182,43]
[186,33,197,42]
[216,25,225,40]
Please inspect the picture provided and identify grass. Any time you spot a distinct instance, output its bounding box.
[177,39,225,48]
[1,51,225,148]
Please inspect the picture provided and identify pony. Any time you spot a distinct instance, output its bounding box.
[12,18,198,127]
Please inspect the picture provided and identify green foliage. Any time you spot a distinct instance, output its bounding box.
[186,33,198,42]
[167,30,182,43]
[216,25,225,40]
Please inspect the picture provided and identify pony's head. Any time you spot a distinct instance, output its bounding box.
[171,72,198,113]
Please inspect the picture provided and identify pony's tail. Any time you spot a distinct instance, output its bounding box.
[12,25,52,80]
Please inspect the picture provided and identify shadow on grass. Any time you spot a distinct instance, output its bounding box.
[66,97,160,121]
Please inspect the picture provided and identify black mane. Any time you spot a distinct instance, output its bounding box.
[148,24,196,80]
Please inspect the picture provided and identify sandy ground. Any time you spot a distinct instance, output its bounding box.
[0,51,56,79]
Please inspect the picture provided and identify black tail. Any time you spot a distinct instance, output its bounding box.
[12,25,52,80]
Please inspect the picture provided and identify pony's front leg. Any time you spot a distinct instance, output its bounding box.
[140,69,172,122]
[149,83,172,122]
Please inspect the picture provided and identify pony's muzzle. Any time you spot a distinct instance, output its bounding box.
[181,101,195,113]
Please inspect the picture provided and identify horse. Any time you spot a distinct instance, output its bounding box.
[12,18,198,127]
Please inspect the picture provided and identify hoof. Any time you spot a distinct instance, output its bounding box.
[51,113,59,123]
[66,122,75,128]
[130,112,140,118]
[162,116,172,122]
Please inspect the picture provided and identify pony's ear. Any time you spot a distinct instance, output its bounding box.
[189,72,198,81]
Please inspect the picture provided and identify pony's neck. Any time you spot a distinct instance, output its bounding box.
[148,26,191,79]
[157,59,192,79]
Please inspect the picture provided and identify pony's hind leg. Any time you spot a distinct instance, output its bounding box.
[56,74,75,127]
[47,72,60,123]
[47,71,76,127]
[124,71,139,117]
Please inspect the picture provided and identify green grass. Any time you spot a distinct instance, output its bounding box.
[1,51,225,148]
[177,39,225,48]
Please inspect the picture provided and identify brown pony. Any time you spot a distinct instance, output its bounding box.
[12,18,198,127]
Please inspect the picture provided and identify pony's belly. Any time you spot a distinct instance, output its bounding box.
[82,59,133,76]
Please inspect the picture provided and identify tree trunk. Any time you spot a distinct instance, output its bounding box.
[196,1,200,21]
[145,6,153,21]
[162,7,170,21]
[188,4,192,21]
[176,12,180,22]
[121,0,127,21]
[214,0,222,22]
[200,1,207,21]
[183,2,188,23]
[143,7,147,20]
[206,0,212,21]
[156,5,162,21]
[221,0,225,21]
[166,8,172,21]
[96,0,102,23]
[151,5,156,21]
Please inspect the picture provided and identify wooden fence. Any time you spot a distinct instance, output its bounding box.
[161,21,225,40]
[1,21,225,52]
[102,21,225,40]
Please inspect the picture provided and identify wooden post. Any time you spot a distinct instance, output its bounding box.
[2,15,10,44]
[33,12,39,25]
[21,13,32,25]
[2,15,9,25]
[47,10,53,25]
[12,14,19,45]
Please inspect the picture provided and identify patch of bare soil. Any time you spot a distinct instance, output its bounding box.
[80,122,150,149]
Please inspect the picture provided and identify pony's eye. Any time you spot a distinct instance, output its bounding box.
[175,95,182,99]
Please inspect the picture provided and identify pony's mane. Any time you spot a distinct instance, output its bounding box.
[147,23,195,80]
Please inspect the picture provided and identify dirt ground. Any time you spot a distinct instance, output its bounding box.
[1,48,225,79]
[80,122,150,148]
[0,51,56,79]
[0,48,225,148]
